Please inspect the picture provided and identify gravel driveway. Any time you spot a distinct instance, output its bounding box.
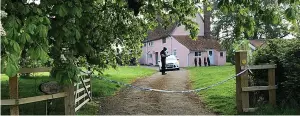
[99,69,214,115]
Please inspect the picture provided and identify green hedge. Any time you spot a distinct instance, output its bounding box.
[252,39,300,107]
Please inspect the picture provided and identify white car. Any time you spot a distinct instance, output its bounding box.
[158,55,180,71]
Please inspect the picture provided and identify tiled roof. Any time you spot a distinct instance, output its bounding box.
[249,40,265,48]
[146,23,178,42]
[173,35,221,51]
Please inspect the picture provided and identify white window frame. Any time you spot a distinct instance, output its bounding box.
[220,52,224,57]
[173,49,177,56]
[148,54,152,58]
[195,52,201,57]
[149,41,153,47]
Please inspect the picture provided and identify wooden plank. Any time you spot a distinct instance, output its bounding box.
[75,99,90,112]
[73,78,90,86]
[268,68,276,106]
[1,92,66,105]
[19,67,52,73]
[64,84,75,115]
[79,76,92,101]
[241,65,249,112]
[19,92,66,104]
[241,64,276,70]
[9,75,19,115]
[74,85,91,94]
[1,99,17,105]
[75,91,91,103]
[89,75,92,101]
[242,86,277,92]
[243,108,258,112]
[235,51,247,114]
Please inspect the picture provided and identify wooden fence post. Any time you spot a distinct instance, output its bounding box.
[235,51,249,113]
[9,75,19,115]
[64,83,75,115]
[268,68,276,106]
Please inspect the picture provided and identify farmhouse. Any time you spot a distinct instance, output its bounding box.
[139,13,226,67]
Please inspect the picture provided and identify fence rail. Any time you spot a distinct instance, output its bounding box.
[1,92,66,105]
[2,67,92,115]
[235,51,277,114]
[241,64,277,70]
[242,86,277,92]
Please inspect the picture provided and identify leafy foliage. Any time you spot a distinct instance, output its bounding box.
[1,0,202,84]
[215,0,299,38]
[213,0,299,56]
[0,10,7,36]
[252,39,300,108]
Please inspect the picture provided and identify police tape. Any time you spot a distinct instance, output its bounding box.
[80,69,249,93]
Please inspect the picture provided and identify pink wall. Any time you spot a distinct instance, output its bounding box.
[171,13,204,36]
[188,51,209,67]
[139,36,190,67]
[215,50,226,65]
[139,13,227,67]
[170,36,190,67]
[140,40,227,66]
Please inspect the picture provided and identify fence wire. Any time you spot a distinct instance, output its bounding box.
[80,69,249,93]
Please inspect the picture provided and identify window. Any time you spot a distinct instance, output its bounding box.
[162,38,166,43]
[220,52,223,57]
[148,54,152,58]
[173,49,177,56]
[148,41,154,46]
[209,51,212,56]
[195,52,201,56]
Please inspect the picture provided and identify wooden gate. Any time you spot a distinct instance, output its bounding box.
[1,67,92,115]
[235,51,277,113]
[74,73,92,112]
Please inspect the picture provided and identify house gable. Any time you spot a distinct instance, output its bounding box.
[249,40,266,49]
[171,13,204,36]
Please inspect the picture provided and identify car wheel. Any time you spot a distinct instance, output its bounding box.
[159,67,162,72]
[177,68,180,70]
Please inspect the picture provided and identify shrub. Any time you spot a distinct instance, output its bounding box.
[251,39,300,108]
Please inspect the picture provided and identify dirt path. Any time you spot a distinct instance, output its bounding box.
[99,69,214,115]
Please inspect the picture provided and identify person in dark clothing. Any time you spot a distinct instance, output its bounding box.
[207,57,210,66]
[194,58,197,67]
[204,57,207,66]
[199,57,201,66]
[160,47,168,75]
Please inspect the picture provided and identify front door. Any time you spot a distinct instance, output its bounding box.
[155,52,159,65]
[208,50,214,65]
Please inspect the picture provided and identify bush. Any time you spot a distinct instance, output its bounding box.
[251,39,300,108]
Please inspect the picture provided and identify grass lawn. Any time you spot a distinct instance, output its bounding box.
[1,66,155,115]
[188,64,300,115]
[188,65,237,115]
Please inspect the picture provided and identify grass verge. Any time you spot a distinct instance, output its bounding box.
[1,66,155,115]
[188,65,300,115]
[188,65,237,114]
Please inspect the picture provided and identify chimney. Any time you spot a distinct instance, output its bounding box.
[203,4,211,39]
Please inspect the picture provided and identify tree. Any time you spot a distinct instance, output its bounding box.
[1,0,299,84]
[0,10,7,36]
[212,0,300,63]
[1,0,201,84]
